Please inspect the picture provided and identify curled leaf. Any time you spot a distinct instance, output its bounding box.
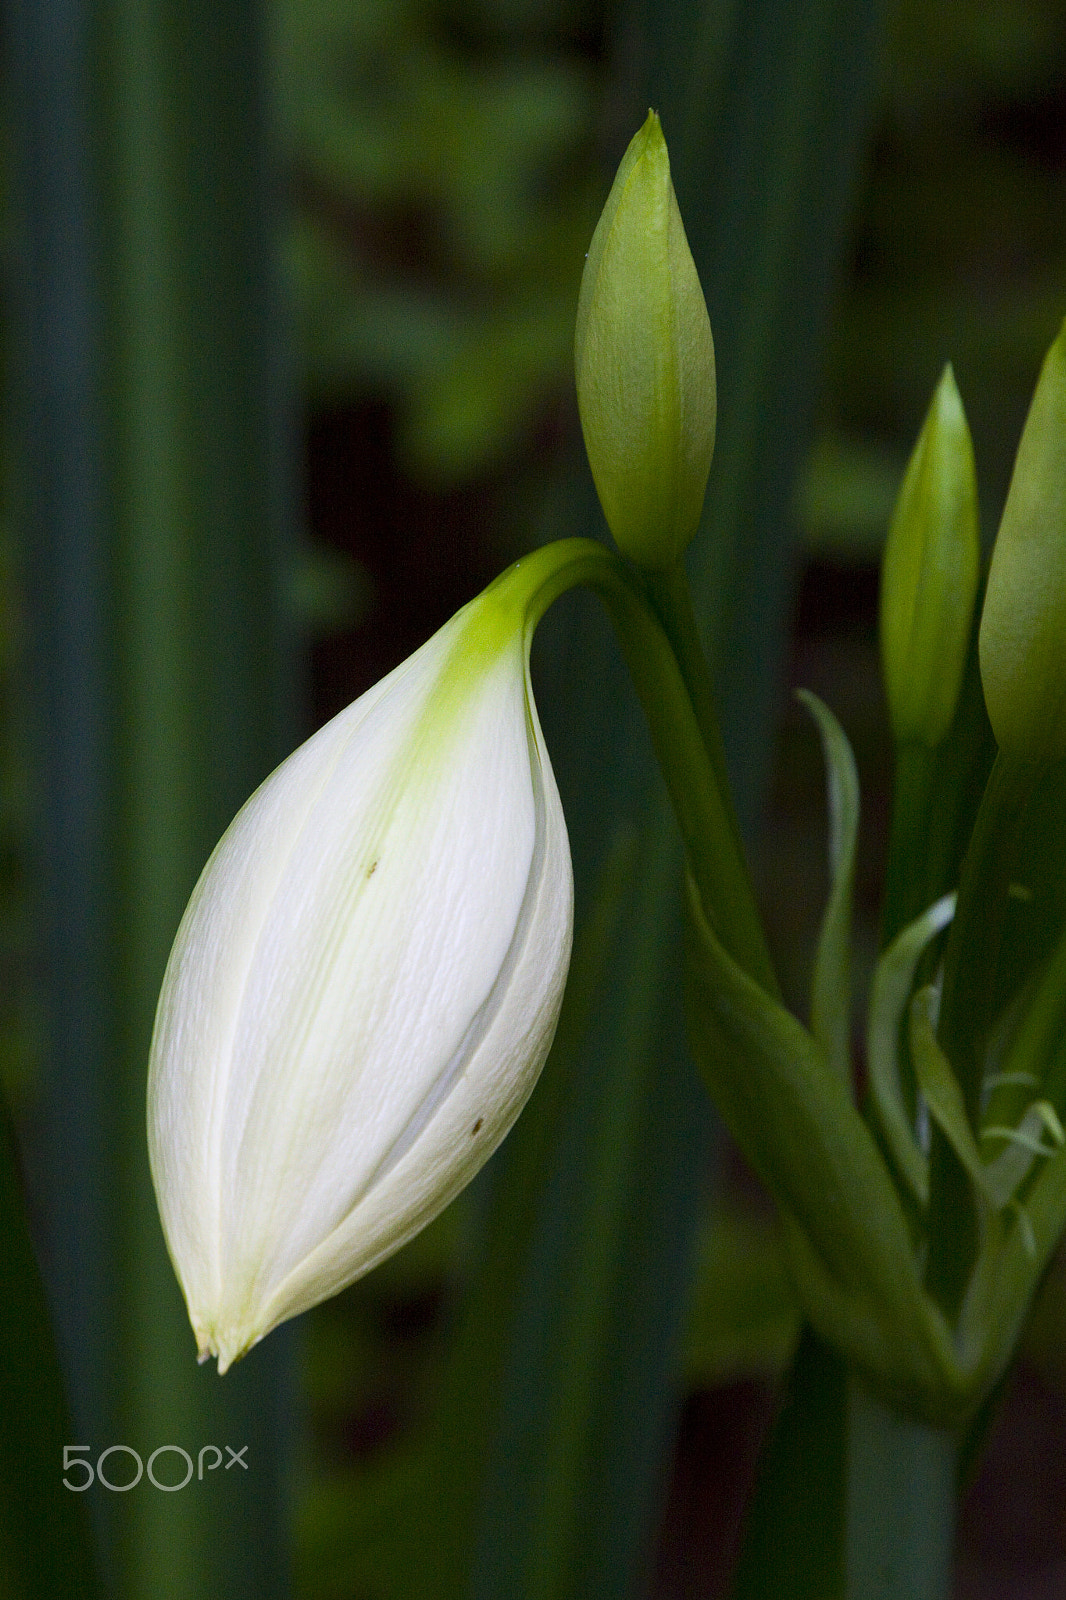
[866,895,956,1205]
[685,877,959,1417]
[798,690,859,1088]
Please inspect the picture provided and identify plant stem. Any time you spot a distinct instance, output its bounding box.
[643,561,735,813]
[521,539,778,995]
[845,1375,956,1600]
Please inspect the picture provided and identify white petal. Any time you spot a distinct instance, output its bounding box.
[147,602,572,1368]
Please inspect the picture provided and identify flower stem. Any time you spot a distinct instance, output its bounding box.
[641,561,735,814]
[643,556,777,966]
[845,1375,956,1600]
[516,538,777,995]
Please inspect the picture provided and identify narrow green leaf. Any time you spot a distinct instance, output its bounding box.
[867,895,955,1206]
[470,812,704,1600]
[0,1103,102,1599]
[12,0,297,1592]
[981,914,1066,1140]
[957,1139,1066,1402]
[909,986,987,1197]
[798,689,860,1086]
[683,1206,800,1385]
[685,877,957,1414]
[915,922,1066,1219]
[733,1329,847,1600]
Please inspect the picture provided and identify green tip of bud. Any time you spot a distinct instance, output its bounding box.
[574,110,716,571]
[979,316,1066,767]
[879,362,980,747]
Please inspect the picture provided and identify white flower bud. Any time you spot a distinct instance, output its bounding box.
[147,569,573,1372]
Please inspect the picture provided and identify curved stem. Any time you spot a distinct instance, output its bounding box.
[643,560,770,943]
[641,562,733,809]
[512,539,778,997]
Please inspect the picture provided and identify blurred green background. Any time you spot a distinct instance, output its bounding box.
[3,0,1066,1596]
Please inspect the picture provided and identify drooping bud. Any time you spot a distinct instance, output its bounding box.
[979,317,1066,766]
[148,564,573,1371]
[574,111,716,571]
[879,363,980,747]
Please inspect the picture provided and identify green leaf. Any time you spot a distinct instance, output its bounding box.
[0,1103,102,1599]
[732,1329,848,1600]
[683,1205,800,1385]
[798,689,860,1087]
[981,913,1066,1143]
[909,984,988,1197]
[913,981,1066,1408]
[866,894,955,1206]
[957,1138,1066,1401]
[468,814,705,1600]
[685,877,959,1416]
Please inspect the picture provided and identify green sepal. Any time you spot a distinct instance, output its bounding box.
[574,112,716,571]
[957,1139,1066,1406]
[866,894,955,1207]
[684,876,961,1420]
[909,985,989,1201]
[799,690,859,1088]
[879,363,980,749]
[981,915,1066,1144]
[909,983,1066,1408]
[979,315,1066,767]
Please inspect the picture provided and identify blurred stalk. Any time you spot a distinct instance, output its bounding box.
[0,1101,103,1598]
[732,1329,847,1600]
[8,0,296,1595]
[669,0,886,822]
[844,1379,955,1600]
[469,804,701,1600]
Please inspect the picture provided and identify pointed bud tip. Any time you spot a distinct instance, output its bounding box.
[880,360,979,747]
[979,314,1066,765]
[575,113,715,570]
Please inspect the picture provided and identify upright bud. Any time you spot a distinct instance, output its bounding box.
[574,111,716,571]
[879,363,980,747]
[980,317,1066,767]
[148,564,573,1371]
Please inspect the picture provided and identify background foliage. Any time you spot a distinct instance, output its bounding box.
[3,0,1066,1596]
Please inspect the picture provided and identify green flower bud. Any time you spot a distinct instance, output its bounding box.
[879,363,980,747]
[979,317,1066,766]
[574,111,716,571]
